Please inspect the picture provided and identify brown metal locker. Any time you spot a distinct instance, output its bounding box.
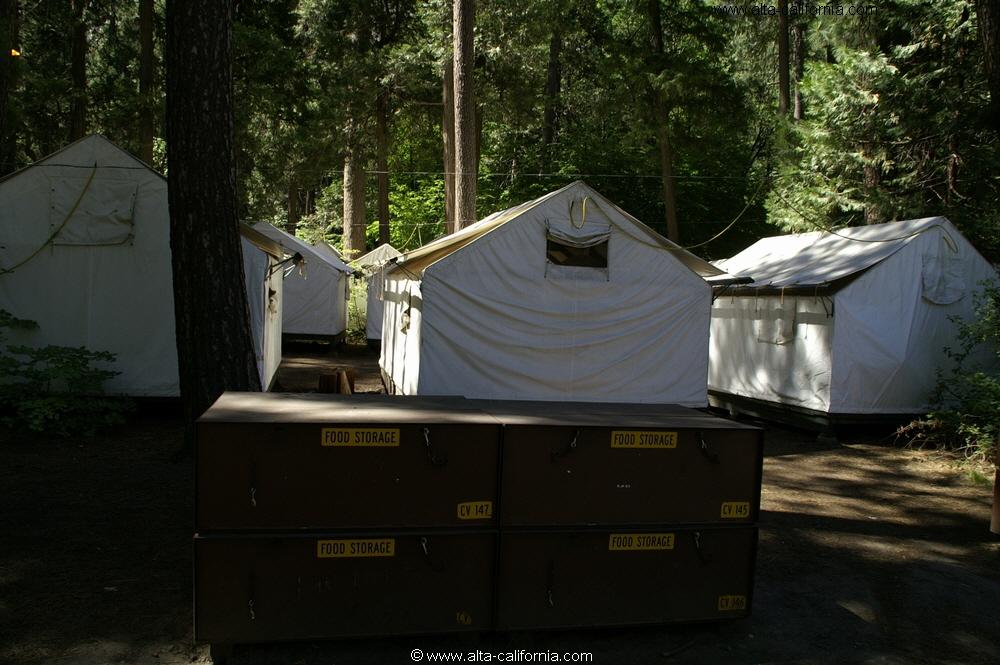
[195,532,497,643]
[474,400,763,526]
[196,394,502,530]
[495,527,757,630]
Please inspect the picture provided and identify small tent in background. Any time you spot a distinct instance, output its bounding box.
[0,134,282,396]
[310,240,344,264]
[353,243,402,349]
[253,222,352,341]
[240,226,284,390]
[380,181,727,405]
[709,217,998,426]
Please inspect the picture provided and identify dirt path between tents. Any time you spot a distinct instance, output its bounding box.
[1,351,997,664]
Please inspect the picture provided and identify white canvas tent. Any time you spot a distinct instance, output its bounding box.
[353,243,402,344]
[380,181,727,405]
[252,223,352,339]
[709,217,998,419]
[0,134,283,395]
[240,227,284,390]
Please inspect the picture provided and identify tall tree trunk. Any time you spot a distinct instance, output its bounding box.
[453,0,477,229]
[165,0,261,438]
[862,143,880,225]
[0,0,17,176]
[376,87,390,246]
[287,179,300,233]
[342,140,367,258]
[442,57,456,234]
[777,0,790,116]
[139,0,155,164]
[541,27,561,172]
[978,0,1000,130]
[69,0,88,141]
[793,21,805,121]
[646,0,679,242]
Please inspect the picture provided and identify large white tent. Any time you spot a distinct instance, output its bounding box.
[380,181,727,405]
[353,243,401,346]
[709,217,998,420]
[0,135,283,395]
[240,227,284,390]
[252,222,352,340]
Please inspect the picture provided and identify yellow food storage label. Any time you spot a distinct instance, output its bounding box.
[321,428,400,447]
[317,538,396,558]
[610,431,677,449]
[608,533,675,551]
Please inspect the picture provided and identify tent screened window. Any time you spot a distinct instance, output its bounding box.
[546,237,609,268]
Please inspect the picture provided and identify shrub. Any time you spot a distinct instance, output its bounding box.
[897,285,1000,466]
[0,310,132,436]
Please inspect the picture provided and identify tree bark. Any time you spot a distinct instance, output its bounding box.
[287,179,300,234]
[139,0,155,164]
[862,143,880,225]
[777,0,790,116]
[991,466,999,535]
[0,0,17,176]
[646,0,679,242]
[165,0,262,435]
[442,56,456,234]
[793,21,805,121]
[342,140,367,258]
[376,86,391,246]
[69,0,88,141]
[453,0,477,229]
[541,27,561,172]
[978,0,1000,130]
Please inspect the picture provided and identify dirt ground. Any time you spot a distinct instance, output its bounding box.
[1,345,998,665]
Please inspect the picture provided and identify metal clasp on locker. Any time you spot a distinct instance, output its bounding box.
[698,432,720,464]
[551,429,580,462]
[693,531,711,564]
[423,427,448,467]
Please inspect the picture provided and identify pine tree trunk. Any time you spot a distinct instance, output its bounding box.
[646,0,679,242]
[165,0,262,436]
[376,87,391,246]
[139,0,155,164]
[777,0,790,116]
[287,179,300,233]
[978,0,1000,129]
[991,466,999,535]
[453,0,477,229]
[541,27,561,172]
[342,140,367,258]
[442,56,456,234]
[69,0,88,141]
[0,0,17,176]
[793,21,805,121]
[862,143,880,225]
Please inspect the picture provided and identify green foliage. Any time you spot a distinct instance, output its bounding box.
[766,1,1000,262]
[0,310,131,437]
[898,285,1000,465]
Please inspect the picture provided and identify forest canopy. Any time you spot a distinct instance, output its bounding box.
[1,0,998,263]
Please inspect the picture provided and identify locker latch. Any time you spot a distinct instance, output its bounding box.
[698,432,720,464]
[551,429,579,462]
[693,531,711,565]
[423,428,448,467]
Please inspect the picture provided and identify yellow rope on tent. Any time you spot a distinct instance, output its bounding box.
[0,163,99,276]
[568,196,588,229]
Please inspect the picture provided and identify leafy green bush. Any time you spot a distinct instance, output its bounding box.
[898,285,1000,466]
[0,310,132,436]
